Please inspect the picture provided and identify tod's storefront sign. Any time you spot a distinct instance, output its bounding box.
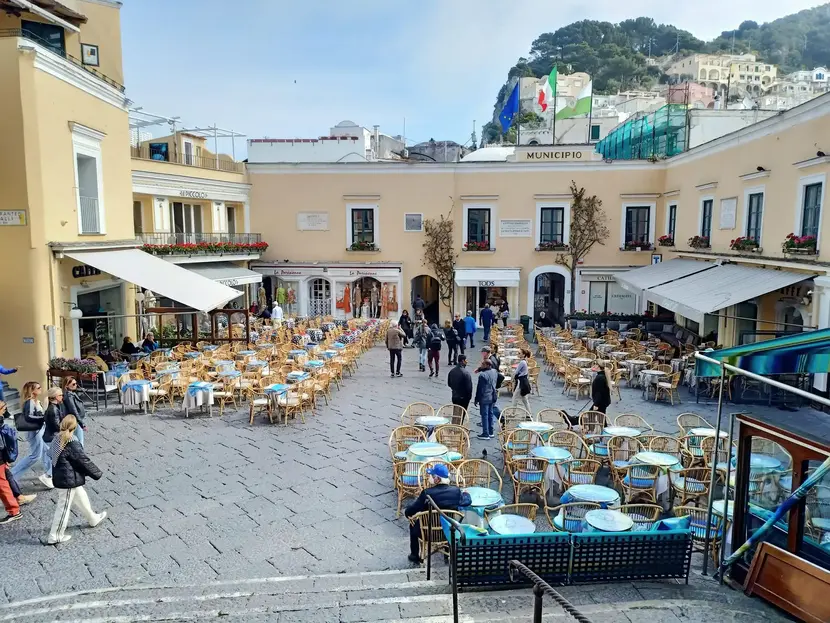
[516,147,599,162]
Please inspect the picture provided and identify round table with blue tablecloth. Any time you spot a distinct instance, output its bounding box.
[461,486,504,528]
[488,514,535,535]
[561,484,620,508]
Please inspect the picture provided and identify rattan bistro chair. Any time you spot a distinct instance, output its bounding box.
[456,459,503,493]
[401,402,435,426]
[484,503,538,523]
[545,502,600,532]
[409,509,464,564]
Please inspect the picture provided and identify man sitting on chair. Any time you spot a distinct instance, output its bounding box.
[404,463,471,564]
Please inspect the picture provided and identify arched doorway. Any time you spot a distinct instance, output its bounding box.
[533,273,566,326]
[352,276,381,318]
[411,275,439,325]
[308,278,331,317]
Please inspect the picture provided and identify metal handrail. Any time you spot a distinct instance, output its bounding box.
[0,28,125,92]
[508,560,593,623]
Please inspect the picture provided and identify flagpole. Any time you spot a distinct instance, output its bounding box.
[551,98,556,146]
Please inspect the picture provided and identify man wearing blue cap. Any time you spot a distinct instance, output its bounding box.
[404,463,471,564]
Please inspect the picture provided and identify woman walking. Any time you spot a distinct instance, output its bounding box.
[47,415,106,545]
[499,300,510,328]
[413,319,429,372]
[10,382,53,489]
[591,367,612,414]
[398,310,413,347]
[427,323,445,378]
[511,348,532,414]
[61,377,87,446]
[443,319,460,367]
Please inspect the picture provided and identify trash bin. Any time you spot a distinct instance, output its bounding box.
[520,315,531,335]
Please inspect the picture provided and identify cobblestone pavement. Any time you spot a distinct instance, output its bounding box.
[1,336,799,621]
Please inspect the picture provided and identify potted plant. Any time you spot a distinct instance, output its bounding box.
[782,233,818,255]
[48,357,100,379]
[657,235,674,247]
[622,240,653,251]
[536,241,569,251]
[348,241,376,251]
[688,235,710,249]
[730,236,760,252]
[463,240,491,251]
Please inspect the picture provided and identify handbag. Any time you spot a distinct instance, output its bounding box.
[14,411,41,432]
[519,375,531,396]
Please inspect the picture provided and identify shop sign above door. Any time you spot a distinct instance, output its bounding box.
[179,190,209,199]
[72,265,102,278]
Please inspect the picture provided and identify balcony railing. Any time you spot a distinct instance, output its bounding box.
[130,145,245,174]
[0,29,125,92]
[138,233,267,256]
[139,233,262,245]
[79,196,101,234]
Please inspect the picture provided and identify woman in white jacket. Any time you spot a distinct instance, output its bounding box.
[10,381,53,489]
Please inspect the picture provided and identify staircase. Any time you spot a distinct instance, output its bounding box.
[0,567,791,622]
[2,381,19,413]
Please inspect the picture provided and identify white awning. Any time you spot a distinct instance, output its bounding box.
[645,263,815,324]
[454,268,521,288]
[64,249,241,312]
[184,262,262,287]
[615,259,716,294]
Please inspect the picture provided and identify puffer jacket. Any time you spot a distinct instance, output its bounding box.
[385,327,405,350]
[42,402,64,444]
[51,437,102,489]
[62,390,87,427]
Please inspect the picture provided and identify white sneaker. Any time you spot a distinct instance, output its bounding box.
[89,511,107,528]
[46,534,71,545]
[38,475,54,489]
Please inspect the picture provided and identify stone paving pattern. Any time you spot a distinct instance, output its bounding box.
[1,334,801,620]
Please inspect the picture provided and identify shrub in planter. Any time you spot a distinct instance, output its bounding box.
[657,235,674,247]
[536,241,568,251]
[349,241,376,251]
[729,236,759,251]
[463,240,491,251]
[623,240,653,251]
[688,235,710,249]
[783,233,817,253]
[48,357,99,374]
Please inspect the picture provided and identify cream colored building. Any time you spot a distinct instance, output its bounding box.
[667,53,776,96]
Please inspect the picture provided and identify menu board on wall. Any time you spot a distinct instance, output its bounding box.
[719,198,737,230]
[499,219,532,237]
[297,212,329,231]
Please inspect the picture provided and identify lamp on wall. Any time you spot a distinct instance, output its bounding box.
[134,291,146,303]
[63,303,83,319]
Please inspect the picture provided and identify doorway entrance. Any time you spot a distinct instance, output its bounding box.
[308,278,331,316]
[534,273,565,326]
[352,277,381,318]
[410,275,439,325]
[464,286,508,319]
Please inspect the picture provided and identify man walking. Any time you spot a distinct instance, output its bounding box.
[447,354,472,413]
[479,305,494,344]
[453,313,467,358]
[474,359,498,440]
[463,311,476,348]
[385,321,406,378]
[413,295,426,317]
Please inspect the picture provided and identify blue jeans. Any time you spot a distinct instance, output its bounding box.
[10,429,52,478]
[418,348,427,367]
[483,325,491,343]
[480,402,494,437]
[74,426,85,447]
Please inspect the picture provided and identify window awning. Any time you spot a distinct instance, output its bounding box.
[695,328,830,378]
[64,249,241,312]
[184,262,262,288]
[644,263,814,324]
[454,268,521,288]
[615,259,716,294]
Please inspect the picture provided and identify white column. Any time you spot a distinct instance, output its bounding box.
[812,275,830,392]
[243,201,251,233]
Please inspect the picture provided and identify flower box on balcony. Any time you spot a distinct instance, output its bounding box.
[687,236,710,249]
[621,241,653,252]
[782,234,818,255]
[535,242,569,252]
[463,241,493,252]
[141,242,268,256]
[657,235,674,247]
[729,237,760,252]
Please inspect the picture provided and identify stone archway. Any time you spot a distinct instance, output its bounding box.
[526,265,571,326]
[411,274,440,325]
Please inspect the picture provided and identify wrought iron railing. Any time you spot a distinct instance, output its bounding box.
[79,196,100,234]
[130,145,245,173]
[138,233,262,245]
[508,560,593,623]
[0,28,125,92]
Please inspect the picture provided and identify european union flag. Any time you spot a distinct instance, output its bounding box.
[499,83,520,133]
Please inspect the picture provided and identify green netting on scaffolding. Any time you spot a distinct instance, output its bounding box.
[595,105,688,160]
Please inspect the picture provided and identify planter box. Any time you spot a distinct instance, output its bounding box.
[462,248,496,252]
[620,247,654,252]
[346,248,380,253]
[783,247,819,256]
[535,245,569,252]
[48,369,99,379]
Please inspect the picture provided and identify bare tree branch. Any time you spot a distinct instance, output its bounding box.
[422,205,458,313]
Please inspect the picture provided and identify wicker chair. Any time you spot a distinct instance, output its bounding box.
[619,504,662,531]
[502,429,542,475]
[548,430,587,459]
[536,408,571,430]
[435,425,470,462]
[456,459,503,493]
[674,505,724,565]
[614,413,654,432]
[621,463,660,504]
[436,403,468,428]
[499,406,533,430]
[669,467,711,506]
[484,503,538,523]
[608,436,645,487]
[545,502,600,532]
[677,413,713,436]
[388,426,427,465]
[401,402,435,425]
[556,459,601,490]
[408,509,465,563]
[395,461,424,517]
[655,372,682,404]
[578,410,608,437]
[418,460,457,490]
[247,388,273,425]
[147,376,173,413]
[563,366,591,399]
[509,457,549,502]
[212,376,238,415]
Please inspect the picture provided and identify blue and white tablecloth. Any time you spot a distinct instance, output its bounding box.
[183,351,201,359]
[304,360,325,369]
[264,383,289,395]
[286,371,310,383]
[202,345,219,352]
[321,350,338,359]
[183,381,214,410]
[121,379,150,406]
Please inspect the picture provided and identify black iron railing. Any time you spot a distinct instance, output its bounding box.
[130,145,245,173]
[139,233,262,245]
[0,28,125,92]
[508,560,593,623]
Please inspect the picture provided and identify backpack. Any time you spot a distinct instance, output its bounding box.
[0,422,18,464]
[429,332,443,349]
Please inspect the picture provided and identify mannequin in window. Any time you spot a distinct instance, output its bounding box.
[370,284,379,318]
[354,284,362,318]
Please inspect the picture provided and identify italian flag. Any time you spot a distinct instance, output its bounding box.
[556,79,593,120]
[537,67,557,112]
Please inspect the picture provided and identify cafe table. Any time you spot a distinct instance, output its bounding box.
[488,514,536,535]
[182,381,214,418]
[288,349,308,359]
[406,442,449,462]
[120,379,150,413]
[555,342,574,350]
[584,509,633,533]
[572,329,588,338]
[201,345,219,352]
[531,446,572,489]
[286,371,311,383]
[639,369,667,397]
[461,486,504,528]
[570,357,594,367]
[518,421,554,433]
[561,484,621,508]
[603,426,642,438]
[689,427,728,438]
[610,351,629,360]
[321,350,339,359]
[416,415,450,442]
[632,451,681,498]
[596,344,614,356]
[561,350,580,358]
[238,350,256,356]
[304,360,325,370]
[622,359,649,387]
[183,351,201,359]
[586,337,605,351]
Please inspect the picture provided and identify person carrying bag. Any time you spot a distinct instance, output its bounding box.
[511,348,532,414]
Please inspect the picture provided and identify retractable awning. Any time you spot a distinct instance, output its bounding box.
[184,262,262,288]
[645,263,814,324]
[64,249,241,312]
[615,258,715,294]
[695,328,830,378]
[454,268,520,287]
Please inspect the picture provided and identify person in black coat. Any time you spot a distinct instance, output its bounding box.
[443,320,460,366]
[447,355,473,412]
[120,337,140,356]
[591,367,612,414]
[47,415,106,545]
[61,377,87,446]
[42,387,64,446]
[404,463,471,563]
[452,313,467,358]
[399,310,413,347]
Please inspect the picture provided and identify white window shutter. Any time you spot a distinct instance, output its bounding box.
[213,201,226,232]
[153,197,170,232]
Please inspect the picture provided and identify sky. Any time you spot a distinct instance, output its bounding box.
[121,0,827,154]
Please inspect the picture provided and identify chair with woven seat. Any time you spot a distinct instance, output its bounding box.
[701,435,732,484]
[548,430,588,459]
[619,504,662,531]
[456,459,502,493]
[649,435,689,469]
[509,457,549,503]
[563,366,591,399]
[680,433,708,466]
[435,425,470,463]
[536,409,571,430]
[408,509,464,564]
[395,461,424,517]
[276,384,306,425]
[418,460,457,490]
[621,463,660,503]
[484,503,538,523]
[614,414,654,432]
[401,402,435,426]
[499,406,532,431]
[677,413,713,436]
[147,376,173,413]
[247,388,273,425]
[674,505,724,565]
[437,404,468,428]
[389,426,427,468]
[502,429,542,475]
[655,372,682,404]
[545,502,600,532]
[556,459,601,490]
[578,410,607,437]
[669,467,710,506]
[608,436,645,488]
